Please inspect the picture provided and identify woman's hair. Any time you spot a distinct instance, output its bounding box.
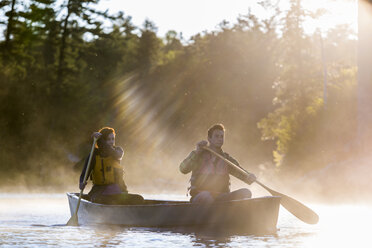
[97,127,116,148]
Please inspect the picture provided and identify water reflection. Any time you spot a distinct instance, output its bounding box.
[1,194,372,248]
[192,235,232,247]
[91,226,124,247]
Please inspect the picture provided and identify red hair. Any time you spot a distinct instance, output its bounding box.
[96,127,116,148]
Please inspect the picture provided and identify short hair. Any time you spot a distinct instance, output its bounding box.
[97,127,116,148]
[207,124,225,138]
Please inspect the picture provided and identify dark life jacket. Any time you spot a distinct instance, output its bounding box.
[189,151,230,196]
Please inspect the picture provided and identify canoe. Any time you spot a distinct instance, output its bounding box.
[67,193,281,234]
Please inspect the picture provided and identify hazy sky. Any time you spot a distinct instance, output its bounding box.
[96,0,357,39]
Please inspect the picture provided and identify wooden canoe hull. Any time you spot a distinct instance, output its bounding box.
[67,193,280,234]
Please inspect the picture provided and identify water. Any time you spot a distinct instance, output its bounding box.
[1,193,371,248]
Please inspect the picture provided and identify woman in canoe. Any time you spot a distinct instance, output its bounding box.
[79,127,144,205]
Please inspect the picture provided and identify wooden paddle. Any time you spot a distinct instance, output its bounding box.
[66,137,97,226]
[203,146,319,224]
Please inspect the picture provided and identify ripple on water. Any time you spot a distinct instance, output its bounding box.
[1,194,372,248]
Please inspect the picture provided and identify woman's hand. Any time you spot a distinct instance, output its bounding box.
[79,181,87,190]
[91,132,102,140]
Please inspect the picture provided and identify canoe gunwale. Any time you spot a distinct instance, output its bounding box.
[66,192,281,234]
[67,192,280,207]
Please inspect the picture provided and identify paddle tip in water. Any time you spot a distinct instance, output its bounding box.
[66,215,79,226]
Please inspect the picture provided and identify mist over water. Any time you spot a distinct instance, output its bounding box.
[1,193,371,248]
[1,1,371,247]
[0,0,368,206]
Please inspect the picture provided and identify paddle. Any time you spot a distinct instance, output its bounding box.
[66,137,97,226]
[203,146,319,224]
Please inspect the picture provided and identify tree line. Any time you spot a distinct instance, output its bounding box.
[0,0,356,189]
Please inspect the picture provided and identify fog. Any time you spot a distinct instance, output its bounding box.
[1,0,371,206]
[2,70,371,205]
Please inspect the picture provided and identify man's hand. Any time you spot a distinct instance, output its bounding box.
[245,173,257,185]
[79,181,87,190]
[196,140,208,153]
[91,132,102,140]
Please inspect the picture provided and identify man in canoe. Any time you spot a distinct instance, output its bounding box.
[180,124,257,203]
[79,127,144,205]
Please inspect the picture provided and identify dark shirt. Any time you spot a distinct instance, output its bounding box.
[180,148,251,184]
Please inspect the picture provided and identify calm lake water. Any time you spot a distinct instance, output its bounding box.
[0,193,371,248]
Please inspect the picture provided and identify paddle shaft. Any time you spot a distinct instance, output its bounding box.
[202,146,265,186]
[67,137,97,226]
[202,146,319,224]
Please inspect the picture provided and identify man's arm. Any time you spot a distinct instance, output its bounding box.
[180,140,207,174]
[224,153,256,185]
[179,151,200,174]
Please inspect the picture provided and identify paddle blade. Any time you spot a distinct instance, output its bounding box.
[279,193,319,224]
[201,147,319,224]
[66,213,79,226]
[256,181,319,224]
[268,190,319,224]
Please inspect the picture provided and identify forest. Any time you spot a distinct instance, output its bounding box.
[0,0,360,199]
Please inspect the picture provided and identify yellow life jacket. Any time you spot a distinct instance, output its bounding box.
[92,155,122,185]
